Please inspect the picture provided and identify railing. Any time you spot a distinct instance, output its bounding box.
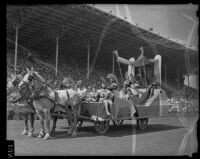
[7,103,35,113]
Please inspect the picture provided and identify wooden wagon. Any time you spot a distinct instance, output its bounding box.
[77,88,170,135]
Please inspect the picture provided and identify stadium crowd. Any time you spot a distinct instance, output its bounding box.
[7,48,122,90]
[7,48,199,119]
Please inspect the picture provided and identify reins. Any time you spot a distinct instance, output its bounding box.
[30,75,70,113]
[13,80,31,104]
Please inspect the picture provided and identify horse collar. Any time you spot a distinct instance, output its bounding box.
[38,84,46,96]
[54,91,58,104]
[66,90,70,99]
[14,86,31,103]
[21,80,29,88]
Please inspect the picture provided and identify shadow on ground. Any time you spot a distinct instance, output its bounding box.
[52,123,183,139]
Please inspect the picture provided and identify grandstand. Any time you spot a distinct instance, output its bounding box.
[7,4,198,86]
[7,5,199,118]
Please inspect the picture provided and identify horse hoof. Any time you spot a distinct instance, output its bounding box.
[71,133,77,138]
[68,132,72,136]
[43,134,50,140]
[28,132,34,137]
[51,130,55,134]
[68,129,72,135]
[37,134,44,138]
[21,130,28,135]
[37,134,43,138]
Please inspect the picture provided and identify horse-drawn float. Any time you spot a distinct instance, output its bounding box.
[7,49,171,137]
[74,50,171,135]
[76,87,170,135]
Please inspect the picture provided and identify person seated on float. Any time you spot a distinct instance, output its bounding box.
[129,82,158,106]
[85,85,91,96]
[107,78,119,92]
[65,83,74,90]
[88,87,98,102]
[97,83,113,117]
[73,83,78,91]
[59,78,73,90]
[96,83,107,102]
[143,82,160,107]
[118,80,137,117]
[107,77,118,103]
[119,81,130,100]
[128,78,143,97]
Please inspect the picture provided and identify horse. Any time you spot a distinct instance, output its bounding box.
[7,72,36,137]
[18,67,82,139]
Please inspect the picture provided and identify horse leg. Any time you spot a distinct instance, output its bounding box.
[104,101,111,116]
[69,112,75,136]
[43,119,51,140]
[71,108,78,137]
[43,109,51,140]
[21,112,29,135]
[51,115,57,135]
[37,111,45,138]
[71,103,81,137]
[67,107,73,135]
[67,109,72,128]
[128,101,136,118]
[28,113,35,137]
[108,101,113,119]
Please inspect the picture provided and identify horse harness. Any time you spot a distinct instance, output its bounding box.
[51,90,70,113]
[12,80,29,104]
[36,84,70,114]
[12,80,35,112]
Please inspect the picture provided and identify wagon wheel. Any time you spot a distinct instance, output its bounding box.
[77,119,83,128]
[136,118,149,130]
[112,120,124,126]
[94,120,110,135]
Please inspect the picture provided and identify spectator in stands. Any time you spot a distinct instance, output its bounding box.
[119,84,130,100]
[85,87,98,102]
[107,78,118,91]
[76,80,87,98]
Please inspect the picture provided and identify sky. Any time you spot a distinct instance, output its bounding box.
[92,4,198,50]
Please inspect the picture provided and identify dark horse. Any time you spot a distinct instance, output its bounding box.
[18,67,82,139]
[7,72,35,137]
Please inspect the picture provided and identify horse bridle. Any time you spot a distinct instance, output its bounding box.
[21,73,71,106]
[13,80,31,103]
[33,74,47,96]
[36,83,47,97]
[19,73,39,97]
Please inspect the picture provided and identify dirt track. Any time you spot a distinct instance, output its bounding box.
[7,113,198,156]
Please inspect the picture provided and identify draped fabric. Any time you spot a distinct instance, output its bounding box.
[133,54,153,67]
[116,53,157,67]
[116,52,159,87]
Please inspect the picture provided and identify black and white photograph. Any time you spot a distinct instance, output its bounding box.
[6,4,198,156]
